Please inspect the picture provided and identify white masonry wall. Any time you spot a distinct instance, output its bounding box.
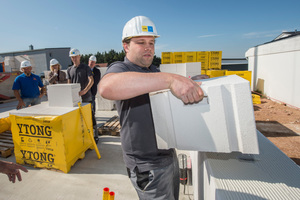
[245,35,300,108]
[149,75,259,154]
[190,131,300,200]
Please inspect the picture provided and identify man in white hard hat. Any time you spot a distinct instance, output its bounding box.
[88,55,101,113]
[99,16,204,200]
[48,58,67,84]
[88,55,101,142]
[12,60,46,109]
[67,49,98,143]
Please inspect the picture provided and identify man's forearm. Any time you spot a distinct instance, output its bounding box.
[84,76,94,93]
[13,90,22,101]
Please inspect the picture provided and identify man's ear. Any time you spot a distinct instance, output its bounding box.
[123,42,129,53]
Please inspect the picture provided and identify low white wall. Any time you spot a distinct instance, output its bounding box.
[246,35,300,108]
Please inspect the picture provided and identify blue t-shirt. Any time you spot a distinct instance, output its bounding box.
[12,73,43,98]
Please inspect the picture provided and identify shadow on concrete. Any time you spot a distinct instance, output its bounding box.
[256,120,299,137]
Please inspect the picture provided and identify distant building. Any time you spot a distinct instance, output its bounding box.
[246,30,300,108]
[0,47,71,76]
[221,58,248,71]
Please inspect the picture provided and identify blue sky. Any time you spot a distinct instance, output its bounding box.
[1,0,299,58]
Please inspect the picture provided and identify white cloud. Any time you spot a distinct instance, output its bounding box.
[197,34,219,38]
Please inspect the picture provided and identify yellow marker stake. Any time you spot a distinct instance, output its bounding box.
[78,102,101,159]
[103,187,109,200]
[109,191,115,200]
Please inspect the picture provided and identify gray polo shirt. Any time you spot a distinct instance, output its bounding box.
[66,63,93,102]
[105,58,173,172]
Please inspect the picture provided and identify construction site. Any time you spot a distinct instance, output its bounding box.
[0,30,300,200]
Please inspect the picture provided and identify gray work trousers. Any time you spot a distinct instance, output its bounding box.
[127,151,180,200]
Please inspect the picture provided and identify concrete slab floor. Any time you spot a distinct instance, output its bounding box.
[0,99,195,199]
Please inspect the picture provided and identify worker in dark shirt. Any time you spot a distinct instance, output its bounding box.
[99,16,204,200]
[89,55,101,141]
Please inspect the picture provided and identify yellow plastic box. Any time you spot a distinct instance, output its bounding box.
[225,71,252,86]
[206,70,227,78]
[184,52,197,63]
[196,51,209,69]
[252,94,261,104]
[173,52,186,63]
[161,52,173,64]
[209,51,222,69]
[9,103,94,173]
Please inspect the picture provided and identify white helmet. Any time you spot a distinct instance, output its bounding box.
[50,58,59,66]
[69,48,80,57]
[89,55,97,62]
[122,16,160,41]
[20,60,31,69]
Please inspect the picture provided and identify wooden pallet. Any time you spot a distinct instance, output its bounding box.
[98,115,121,136]
[0,131,14,158]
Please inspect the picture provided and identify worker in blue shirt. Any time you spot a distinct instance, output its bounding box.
[12,60,46,109]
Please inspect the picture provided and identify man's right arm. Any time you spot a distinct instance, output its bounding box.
[99,72,204,104]
[13,90,25,109]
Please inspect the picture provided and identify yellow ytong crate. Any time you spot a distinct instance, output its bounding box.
[184,52,197,63]
[209,51,222,69]
[196,51,209,69]
[201,69,206,75]
[173,52,186,63]
[206,69,227,78]
[161,52,173,64]
[0,117,11,134]
[10,104,94,173]
[209,62,222,69]
[225,71,252,86]
[252,94,261,104]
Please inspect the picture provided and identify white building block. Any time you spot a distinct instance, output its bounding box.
[160,62,202,78]
[47,84,81,107]
[149,75,259,154]
[96,93,115,111]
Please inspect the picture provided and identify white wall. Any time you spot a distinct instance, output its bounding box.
[246,35,300,108]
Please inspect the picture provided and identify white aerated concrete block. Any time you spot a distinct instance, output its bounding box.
[47,84,81,107]
[149,75,259,154]
[160,62,202,78]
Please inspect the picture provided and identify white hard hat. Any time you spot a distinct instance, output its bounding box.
[122,16,160,41]
[20,60,31,69]
[89,55,97,62]
[69,48,80,57]
[50,58,59,66]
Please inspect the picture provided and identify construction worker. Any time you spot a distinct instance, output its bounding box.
[99,16,204,200]
[89,55,101,141]
[0,160,28,183]
[88,55,101,113]
[48,58,67,84]
[12,60,46,109]
[67,49,98,143]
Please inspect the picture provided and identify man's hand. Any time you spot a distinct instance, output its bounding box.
[0,160,28,183]
[79,90,87,96]
[16,100,25,110]
[169,74,204,104]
